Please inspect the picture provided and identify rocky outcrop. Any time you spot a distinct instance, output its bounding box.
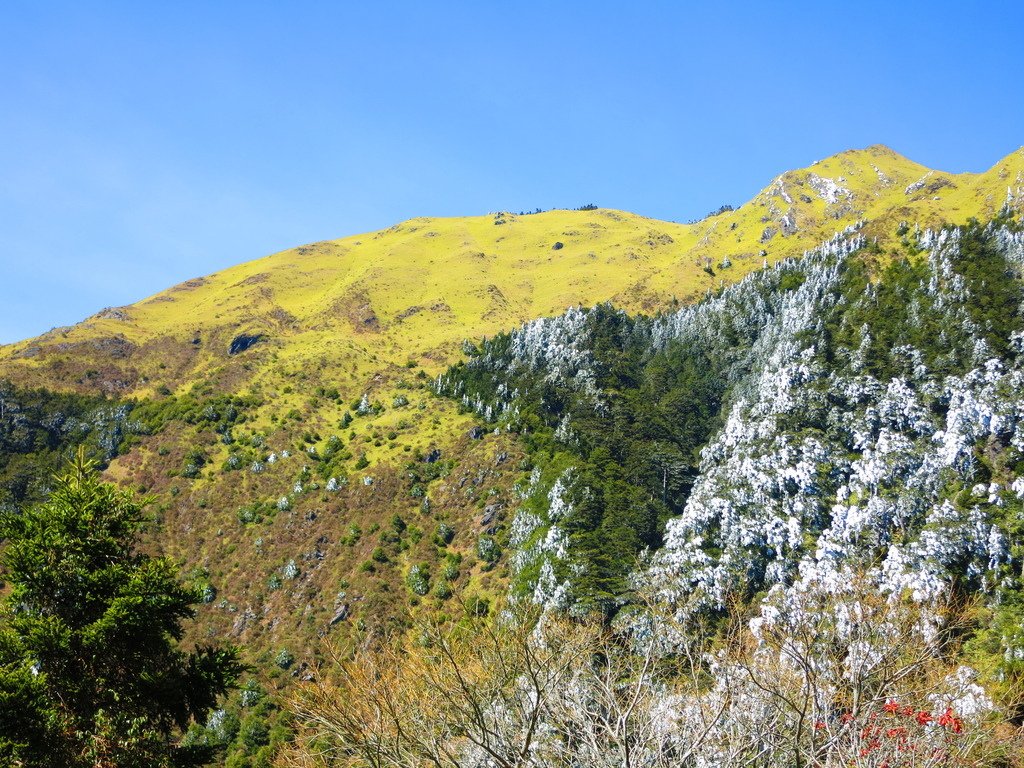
[228,334,263,355]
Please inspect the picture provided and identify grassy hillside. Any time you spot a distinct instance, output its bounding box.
[5,146,1022,401]
[1,144,1022,764]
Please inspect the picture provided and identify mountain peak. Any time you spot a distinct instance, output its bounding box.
[862,142,910,158]
[983,145,1024,174]
[809,143,924,172]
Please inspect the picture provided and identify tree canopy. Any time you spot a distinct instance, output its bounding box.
[0,448,242,767]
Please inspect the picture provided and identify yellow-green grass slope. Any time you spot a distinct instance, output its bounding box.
[3,145,1023,405]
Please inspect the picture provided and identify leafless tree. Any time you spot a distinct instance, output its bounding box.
[284,578,1022,768]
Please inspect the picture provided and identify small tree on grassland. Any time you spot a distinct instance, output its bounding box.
[0,448,243,767]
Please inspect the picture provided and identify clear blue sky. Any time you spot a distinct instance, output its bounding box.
[2,1,1023,344]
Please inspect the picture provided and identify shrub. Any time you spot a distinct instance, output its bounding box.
[466,595,490,617]
[182,447,208,478]
[406,565,430,596]
[441,560,460,582]
[435,522,456,546]
[434,581,453,600]
[274,648,294,670]
[283,559,300,580]
[237,505,263,525]
[239,680,264,708]
[239,716,270,749]
[477,535,500,564]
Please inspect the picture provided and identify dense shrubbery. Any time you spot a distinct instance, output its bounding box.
[0,384,263,505]
[288,583,1022,767]
[130,390,261,436]
[0,383,135,506]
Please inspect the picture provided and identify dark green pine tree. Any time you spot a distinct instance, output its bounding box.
[0,448,243,767]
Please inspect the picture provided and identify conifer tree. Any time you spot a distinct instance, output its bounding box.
[0,449,242,767]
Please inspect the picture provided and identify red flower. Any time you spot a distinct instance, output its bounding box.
[916,710,933,725]
[901,705,916,717]
[841,712,855,723]
[884,700,900,713]
[937,708,963,733]
[814,720,826,731]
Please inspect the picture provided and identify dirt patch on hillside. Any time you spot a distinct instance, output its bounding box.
[333,290,381,333]
[235,272,270,287]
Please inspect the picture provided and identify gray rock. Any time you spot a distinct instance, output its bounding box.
[229,334,263,355]
[482,503,502,527]
[330,603,351,625]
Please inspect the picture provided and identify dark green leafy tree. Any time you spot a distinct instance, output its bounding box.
[0,449,243,767]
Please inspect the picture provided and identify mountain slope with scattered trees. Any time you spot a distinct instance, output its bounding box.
[3,147,1024,766]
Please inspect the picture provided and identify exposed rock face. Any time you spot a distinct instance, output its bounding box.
[52,335,135,359]
[807,173,852,205]
[94,307,130,321]
[329,603,350,625]
[335,290,381,332]
[229,334,263,355]
[481,503,502,529]
[780,210,798,236]
[905,171,935,196]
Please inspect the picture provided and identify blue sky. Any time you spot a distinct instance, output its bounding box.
[2,1,1022,344]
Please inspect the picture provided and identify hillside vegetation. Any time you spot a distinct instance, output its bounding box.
[2,145,1024,766]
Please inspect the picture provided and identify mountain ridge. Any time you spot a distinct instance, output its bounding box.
[3,145,1023,411]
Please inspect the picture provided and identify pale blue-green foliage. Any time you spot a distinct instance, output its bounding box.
[406,564,430,596]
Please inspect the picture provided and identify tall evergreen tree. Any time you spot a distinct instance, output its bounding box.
[0,449,242,767]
